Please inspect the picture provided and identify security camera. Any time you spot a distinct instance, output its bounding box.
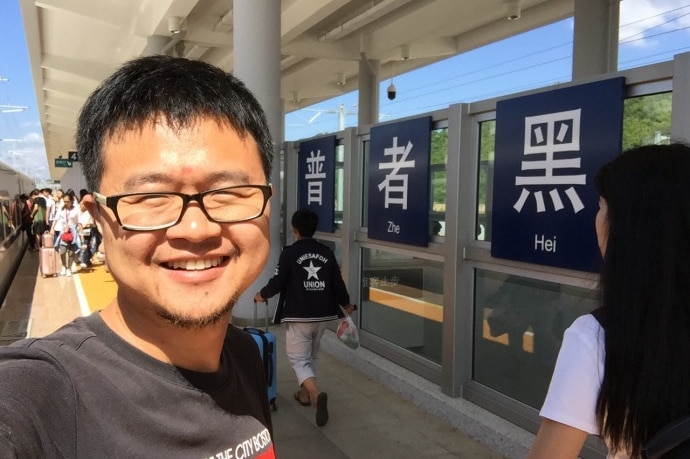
[387,83,396,100]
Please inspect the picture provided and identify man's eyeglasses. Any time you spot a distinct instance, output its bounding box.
[93,185,272,231]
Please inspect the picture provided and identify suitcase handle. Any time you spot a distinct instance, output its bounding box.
[253,300,270,332]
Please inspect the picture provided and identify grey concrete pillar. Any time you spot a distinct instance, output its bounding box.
[358,57,380,128]
[233,0,283,323]
[572,0,620,80]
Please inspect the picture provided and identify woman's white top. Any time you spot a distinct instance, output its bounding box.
[78,208,94,227]
[540,314,630,458]
[53,206,79,233]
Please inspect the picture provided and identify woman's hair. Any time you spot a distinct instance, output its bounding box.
[76,55,274,192]
[594,143,690,456]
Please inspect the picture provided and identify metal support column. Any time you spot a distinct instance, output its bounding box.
[358,57,380,129]
[233,0,283,322]
[572,0,620,80]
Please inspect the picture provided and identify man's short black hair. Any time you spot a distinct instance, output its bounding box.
[291,209,318,237]
[76,55,274,192]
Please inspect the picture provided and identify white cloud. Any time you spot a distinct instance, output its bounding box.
[619,0,690,47]
[23,131,44,143]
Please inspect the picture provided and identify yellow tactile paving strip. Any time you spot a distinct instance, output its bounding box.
[77,264,117,314]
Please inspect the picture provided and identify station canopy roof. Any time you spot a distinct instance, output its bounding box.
[19,0,573,180]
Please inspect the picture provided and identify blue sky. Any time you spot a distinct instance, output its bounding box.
[286,0,690,139]
[0,0,46,180]
[1,0,689,180]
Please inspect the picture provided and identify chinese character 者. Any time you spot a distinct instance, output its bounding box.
[377,137,416,209]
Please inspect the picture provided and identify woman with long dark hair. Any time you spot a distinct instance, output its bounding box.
[30,189,48,249]
[528,143,690,458]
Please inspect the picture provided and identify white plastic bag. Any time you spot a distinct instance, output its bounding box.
[336,315,360,350]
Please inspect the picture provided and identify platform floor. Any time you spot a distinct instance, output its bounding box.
[1,250,535,458]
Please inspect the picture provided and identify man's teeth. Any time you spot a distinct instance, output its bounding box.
[167,258,222,270]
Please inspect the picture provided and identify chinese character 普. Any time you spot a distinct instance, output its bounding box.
[305,149,326,205]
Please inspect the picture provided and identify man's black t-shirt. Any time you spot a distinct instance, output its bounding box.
[0,313,275,458]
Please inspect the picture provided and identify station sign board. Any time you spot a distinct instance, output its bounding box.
[368,116,431,247]
[491,77,625,272]
[298,135,336,232]
[54,158,72,168]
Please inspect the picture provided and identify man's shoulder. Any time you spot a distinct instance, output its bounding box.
[291,238,333,253]
[6,316,98,357]
[0,334,79,393]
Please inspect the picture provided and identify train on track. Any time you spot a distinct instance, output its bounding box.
[0,160,36,304]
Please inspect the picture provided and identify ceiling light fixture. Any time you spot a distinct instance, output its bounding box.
[168,16,183,35]
[506,0,521,20]
[0,105,28,113]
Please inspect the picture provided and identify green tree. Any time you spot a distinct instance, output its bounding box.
[430,129,448,212]
[622,93,672,149]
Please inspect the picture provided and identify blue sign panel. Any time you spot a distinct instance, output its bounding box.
[491,77,625,272]
[368,117,431,247]
[298,136,336,232]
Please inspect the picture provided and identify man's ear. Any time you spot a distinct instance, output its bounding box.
[82,194,97,216]
[82,194,104,236]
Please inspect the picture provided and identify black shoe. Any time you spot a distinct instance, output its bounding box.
[315,392,328,427]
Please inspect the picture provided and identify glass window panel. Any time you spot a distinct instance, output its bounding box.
[361,248,443,364]
[0,200,11,243]
[622,92,672,150]
[476,120,495,242]
[473,269,596,409]
[430,128,448,237]
[316,239,343,266]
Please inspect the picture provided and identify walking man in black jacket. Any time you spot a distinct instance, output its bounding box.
[254,208,355,427]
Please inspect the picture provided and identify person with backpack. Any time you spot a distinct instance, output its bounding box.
[527,143,690,458]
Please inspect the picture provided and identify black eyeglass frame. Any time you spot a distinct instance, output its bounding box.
[93,184,272,231]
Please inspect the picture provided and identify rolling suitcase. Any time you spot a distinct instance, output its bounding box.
[245,300,278,411]
[39,247,59,277]
[41,231,54,249]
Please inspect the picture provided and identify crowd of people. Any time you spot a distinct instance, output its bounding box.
[17,187,104,275]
